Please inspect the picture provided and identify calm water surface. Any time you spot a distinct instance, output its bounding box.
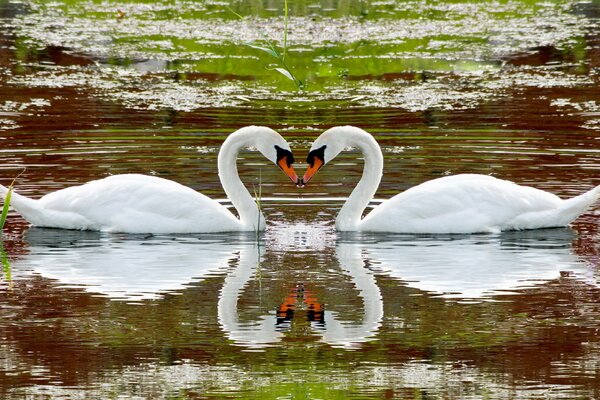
[1,0,600,398]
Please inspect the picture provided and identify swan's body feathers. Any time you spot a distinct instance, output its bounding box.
[2,174,240,233]
[0,126,298,233]
[360,174,576,233]
[307,126,599,234]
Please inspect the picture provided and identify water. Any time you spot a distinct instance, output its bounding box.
[1,0,600,398]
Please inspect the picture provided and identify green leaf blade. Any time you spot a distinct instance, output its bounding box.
[0,187,12,231]
[246,43,280,59]
[274,67,295,81]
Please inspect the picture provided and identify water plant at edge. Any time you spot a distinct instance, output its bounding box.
[252,169,263,238]
[0,172,21,288]
[0,175,19,233]
[0,241,11,288]
[0,187,11,232]
[230,0,304,90]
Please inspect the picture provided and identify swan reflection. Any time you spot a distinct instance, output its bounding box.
[11,226,591,350]
[217,244,284,347]
[11,228,382,349]
[342,228,595,298]
[14,228,256,301]
[218,236,383,349]
[322,243,383,347]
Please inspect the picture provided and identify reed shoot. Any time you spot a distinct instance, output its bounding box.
[0,187,12,232]
[229,0,303,90]
[252,169,263,236]
[0,169,24,232]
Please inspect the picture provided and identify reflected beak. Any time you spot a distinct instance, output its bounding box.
[278,157,301,186]
[302,157,324,185]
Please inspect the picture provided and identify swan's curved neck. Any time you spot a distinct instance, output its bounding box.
[337,132,383,231]
[218,134,264,230]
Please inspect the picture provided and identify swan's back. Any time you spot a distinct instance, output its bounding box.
[360,174,565,233]
[34,174,240,232]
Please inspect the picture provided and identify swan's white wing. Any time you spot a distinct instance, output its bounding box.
[37,174,241,232]
[361,174,562,233]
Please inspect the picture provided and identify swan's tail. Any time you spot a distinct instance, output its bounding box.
[0,184,44,224]
[557,184,600,225]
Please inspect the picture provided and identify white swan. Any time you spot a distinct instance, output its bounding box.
[302,126,600,233]
[0,126,299,233]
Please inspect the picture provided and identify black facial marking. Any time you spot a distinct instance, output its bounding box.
[306,145,326,167]
[275,145,295,167]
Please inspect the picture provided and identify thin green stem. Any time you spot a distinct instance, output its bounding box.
[283,0,288,62]
[226,6,244,20]
[252,169,263,237]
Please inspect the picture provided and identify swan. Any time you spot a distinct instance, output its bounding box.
[302,126,600,233]
[0,126,299,233]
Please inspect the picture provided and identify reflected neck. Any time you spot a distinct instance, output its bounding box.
[218,132,265,231]
[336,132,383,231]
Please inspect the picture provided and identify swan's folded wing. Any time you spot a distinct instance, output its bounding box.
[360,174,562,233]
[37,174,241,232]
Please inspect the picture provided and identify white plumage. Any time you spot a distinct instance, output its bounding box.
[303,126,600,233]
[0,126,298,233]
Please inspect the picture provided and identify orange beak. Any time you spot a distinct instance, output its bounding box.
[302,157,324,185]
[278,156,300,185]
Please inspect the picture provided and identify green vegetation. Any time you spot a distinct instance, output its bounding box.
[230,0,304,90]
[9,0,583,95]
[0,242,10,283]
[1,171,25,286]
[253,169,263,235]
[0,186,11,232]
[0,170,25,232]
[0,1,597,398]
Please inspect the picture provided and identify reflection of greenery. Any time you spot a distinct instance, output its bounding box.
[0,242,11,288]
[10,0,584,93]
[235,380,351,399]
[0,232,591,397]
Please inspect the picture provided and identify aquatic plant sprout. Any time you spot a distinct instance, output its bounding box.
[229,0,304,90]
[1,170,26,232]
[253,170,263,236]
[0,178,15,232]
[0,189,11,232]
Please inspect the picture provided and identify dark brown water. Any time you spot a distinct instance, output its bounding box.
[1,0,600,398]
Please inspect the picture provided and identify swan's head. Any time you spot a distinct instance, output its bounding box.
[303,126,368,185]
[234,126,300,185]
